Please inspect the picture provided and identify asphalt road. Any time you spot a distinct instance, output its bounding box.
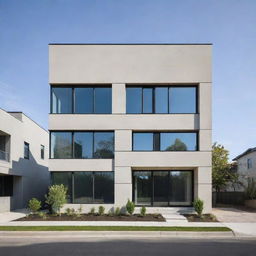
[0,236,256,256]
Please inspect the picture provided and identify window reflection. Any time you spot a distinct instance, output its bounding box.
[94,132,114,159]
[133,133,153,151]
[51,88,72,114]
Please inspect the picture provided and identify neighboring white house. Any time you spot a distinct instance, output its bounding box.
[233,148,256,189]
[0,108,49,212]
[48,44,212,213]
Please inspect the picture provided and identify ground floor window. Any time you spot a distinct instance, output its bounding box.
[133,170,193,206]
[0,175,13,197]
[51,171,114,204]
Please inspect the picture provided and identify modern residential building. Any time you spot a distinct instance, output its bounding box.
[0,108,49,212]
[49,44,212,212]
[233,147,256,189]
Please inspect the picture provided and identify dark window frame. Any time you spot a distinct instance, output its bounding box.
[24,142,30,159]
[49,130,115,159]
[126,85,198,114]
[41,145,45,160]
[50,85,112,114]
[132,170,194,207]
[51,171,114,204]
[247,158,252,169]
[132,131,199,152]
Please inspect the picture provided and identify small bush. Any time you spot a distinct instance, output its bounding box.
[98,206,105,216]
[28,198,41,214]
[193,198,204,217]
[45,184,67,215]
[38,211,47,220]
[89,207,95,215]
[114,207,121,216]
[126,199,135,215]
[65,208,76,217]
[140,206,146,216]
[108,209,114,216]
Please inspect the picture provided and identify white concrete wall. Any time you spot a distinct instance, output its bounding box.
[0,197,10,212]
[49,44,212,213]
[0,109,49,210]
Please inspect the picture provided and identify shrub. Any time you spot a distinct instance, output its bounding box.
[108,209,114,216]
[45,184,67,215]
[98,206,105,216]
[140,206,146,216]
[89,207,95,215]
[38,211,47,220]
[114,207,121,216]
[245,177,256,200]
[65,208,76,217]
[126,199,135,215]
[28,198,41,214]
[193,198,204,217]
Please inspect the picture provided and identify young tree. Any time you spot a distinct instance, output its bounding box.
[212,142,238,192]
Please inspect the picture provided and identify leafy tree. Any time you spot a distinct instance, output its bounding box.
[166,138,187,151]
[212,142,239,192]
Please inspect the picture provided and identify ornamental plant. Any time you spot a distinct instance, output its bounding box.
[126,199,135,215]
[193,198,204,217]
[140,206,146,217]
[28,198,41,214]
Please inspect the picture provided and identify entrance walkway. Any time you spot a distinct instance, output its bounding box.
[0,209,27,223]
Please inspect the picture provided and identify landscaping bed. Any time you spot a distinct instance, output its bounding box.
[183,214,218,222]
[16,213,165,222]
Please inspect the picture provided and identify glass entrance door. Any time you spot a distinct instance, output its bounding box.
[153,171,169,206]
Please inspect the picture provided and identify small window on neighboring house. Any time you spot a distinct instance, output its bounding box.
[24,142,29,159]
[247,158,252,169]
[41,145,45,159]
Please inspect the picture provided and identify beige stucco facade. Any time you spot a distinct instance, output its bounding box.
[0,108,49,212]
[49,44,212,213]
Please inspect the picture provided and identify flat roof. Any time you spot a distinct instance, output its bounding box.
[49,43,212,45]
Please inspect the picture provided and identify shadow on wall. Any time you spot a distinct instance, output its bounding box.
[10,152,49,210]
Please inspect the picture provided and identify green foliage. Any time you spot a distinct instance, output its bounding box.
[212,142,239,191]
[89,207,95,215]
[98,206,105,216]
[114,207,121,216]
[45,184,67,215]
[166,138,187,151]
[140,206,146,216]
[38,211,47,220]
[65,208,76,216]
[245,177,256,200]
[193,199,204,217]
[28,198,41,214]
[126,199,135,215]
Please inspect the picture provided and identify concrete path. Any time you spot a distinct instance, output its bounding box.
[0,209,27,223]
[213,208,256,222]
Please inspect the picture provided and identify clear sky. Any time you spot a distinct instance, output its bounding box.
[0,0,256,160]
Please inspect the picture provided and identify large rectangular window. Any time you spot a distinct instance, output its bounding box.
[133,132,198,151]
[0,175,13,197]
[133,170,193,206]
[51,171,114,204]
[50,131,114,159]
[51,86,112,114]
[126,86,197,114]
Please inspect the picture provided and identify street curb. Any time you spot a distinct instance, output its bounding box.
[0,231,235,238]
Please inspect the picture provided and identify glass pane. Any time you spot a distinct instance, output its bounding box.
[133,133,153,151]
[74,172,93,203]
[169,171,192,205]
[133,172,152,206]
[94,132,114,158]
[51,88,72,114]
[94,172,114,203]
[126,88,142,113]
[95,88,112,114]
[155,87,168,113]
[74,88,93,114]
[169,87,196,113]
[51,172,72,203]
[143,88,153,113]
[160,133,197,151]
[74,132,93,159]
[50,132,72,158]
[153,172,169,206]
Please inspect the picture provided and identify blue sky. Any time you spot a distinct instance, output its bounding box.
[0,0,256,159]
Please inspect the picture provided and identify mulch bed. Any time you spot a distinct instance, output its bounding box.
[16,214,165,222]
[183,214,219,222]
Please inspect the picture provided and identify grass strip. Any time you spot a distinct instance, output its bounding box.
[0,226,231,232]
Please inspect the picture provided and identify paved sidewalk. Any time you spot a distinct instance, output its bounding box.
[213,208,256,222]
[0,209,27,223]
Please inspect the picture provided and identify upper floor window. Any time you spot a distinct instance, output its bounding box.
[41,145,45,159]
[51,86,112,114]
[24,142,29,159]
[133,132,198,151]
[50,131,114,159]
[126,86,197,114]
[247,158,252,169]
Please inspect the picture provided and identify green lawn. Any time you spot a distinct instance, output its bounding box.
[0,226,231,232]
